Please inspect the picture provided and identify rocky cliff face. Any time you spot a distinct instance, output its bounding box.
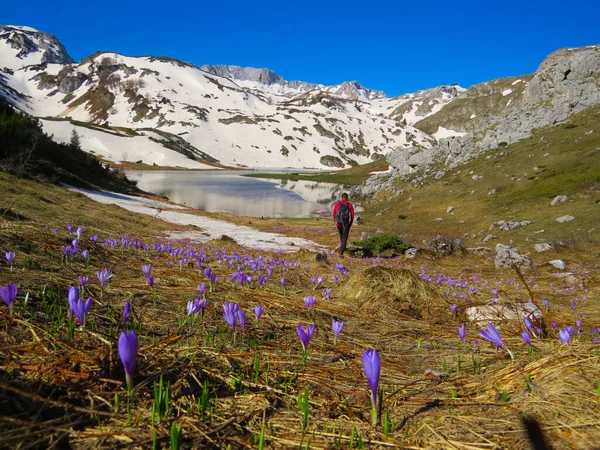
[354,44,600,195]
[0,25,73,68]
[201,64,386,101]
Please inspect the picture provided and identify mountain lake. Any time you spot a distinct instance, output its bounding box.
[125,170,352,218]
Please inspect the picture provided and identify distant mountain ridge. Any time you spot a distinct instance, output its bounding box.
[1,24,598,174]
[200,64,387,101]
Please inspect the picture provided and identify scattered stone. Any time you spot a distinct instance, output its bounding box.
[434,217,443,222]
[551,272,579,284]
[534,229,546,234]
[535,243,553,252]
[555,215,575,223]
[495,244,532,270]
[404,248,420,259]
[446,206,454,214]
[490,220,533,231]
[466,301,543,325]
[482,234,496,242]
[471,190,476,195]
[359,232,371,241]
[550,195,569,206]
[539,136,547,143]
[487,189,497,195]
[585,130,594,135]
[431,235,465,256]
[548,260,566,270]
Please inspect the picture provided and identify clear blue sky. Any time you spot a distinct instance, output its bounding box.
[4,0,599,97]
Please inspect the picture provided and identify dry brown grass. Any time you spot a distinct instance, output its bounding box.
[1,174,600,449]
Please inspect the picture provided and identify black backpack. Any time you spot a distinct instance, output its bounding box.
[335,202,351,225]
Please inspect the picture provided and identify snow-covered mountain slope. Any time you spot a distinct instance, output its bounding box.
[369,85,466,126]
[0,25,449,170]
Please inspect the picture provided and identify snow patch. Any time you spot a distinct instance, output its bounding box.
[502,88,513,96]
[67,186,324,252]
[433,126,466,140]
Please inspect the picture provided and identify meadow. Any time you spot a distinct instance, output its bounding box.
[0,103,599,449]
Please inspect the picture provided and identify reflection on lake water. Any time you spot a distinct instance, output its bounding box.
[125,170,350,218]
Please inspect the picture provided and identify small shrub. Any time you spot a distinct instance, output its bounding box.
[356,233,411,255]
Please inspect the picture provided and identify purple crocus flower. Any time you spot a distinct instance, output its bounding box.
[123,301,131,323]
[76,227,84,237]
[524,318,533,331]
[304,296,317,311]
[81,249,89,260]
[90,234,99,242]
[449,304,459,315]
[68,286,79,305]
[254,305,264,321]
[197,298,208,311]
[576,320,582,329]
[479,323,505,350]
[521,330,532,346]
[223,302,240,333]
[332,320,344,342]
[66,225,75,233]
[96,268,112,287]
[0,282,18,315]
[197,283,206,295]
[142,264,152,277]
[146,276,154,288]
[69,297,91,326]
[187,299,199,315]
[5,252,15,265]
[296,324,315,352]
[79,275,90,288]
[280,277,286,286]
[559,328,571,345]
[362,349,381,426]
[118,330,139,391]
[238,310,246,331]
[458,324,466,341]
[542,299,549,308]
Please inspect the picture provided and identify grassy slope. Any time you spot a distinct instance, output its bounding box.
[0,108,599,449]
[358,105,600,265]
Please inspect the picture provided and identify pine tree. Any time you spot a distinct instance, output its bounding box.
[69,129,82,150]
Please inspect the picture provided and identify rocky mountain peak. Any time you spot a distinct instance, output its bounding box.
[0,25,73,68]
[200,64,284,85]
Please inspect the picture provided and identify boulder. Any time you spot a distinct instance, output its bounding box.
[555,215,575,223]
[550,195,569,206]
[495,244,532,270]
[535,243,553,252]
[466,301,543,325]
[548,260,566,270]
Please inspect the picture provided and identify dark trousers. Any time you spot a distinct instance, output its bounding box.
[337,223,351,256]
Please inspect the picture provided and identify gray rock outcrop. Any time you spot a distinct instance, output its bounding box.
[495,244,532,270]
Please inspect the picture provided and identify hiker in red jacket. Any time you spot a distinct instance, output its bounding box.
[332,193,355,257]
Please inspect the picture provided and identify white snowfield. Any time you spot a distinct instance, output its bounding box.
[68,186,325,252]
[0,25,470,171]
[41,119,213,169]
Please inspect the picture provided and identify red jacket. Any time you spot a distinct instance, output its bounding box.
[332,199,355,227]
